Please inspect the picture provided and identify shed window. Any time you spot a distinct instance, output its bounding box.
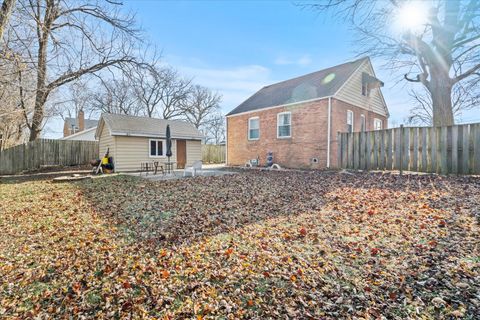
[374,118,383,130]
[277,112,291,138]
[347,110,354,133]
[149,139,165,157]
[248,117,259,140]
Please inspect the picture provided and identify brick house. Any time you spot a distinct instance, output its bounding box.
[63,110,98,138]
[226,57,389,169]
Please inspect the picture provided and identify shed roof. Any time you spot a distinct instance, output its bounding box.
[96,113,204,140]
[227,57,368,116]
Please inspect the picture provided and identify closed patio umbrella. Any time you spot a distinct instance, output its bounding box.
[166,124,172,172]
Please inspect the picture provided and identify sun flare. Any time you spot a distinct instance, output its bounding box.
[394,1,429,34]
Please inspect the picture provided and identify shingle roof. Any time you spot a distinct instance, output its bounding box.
[99,113,203,140]
[64,117,98,130]
[227,57,367,116]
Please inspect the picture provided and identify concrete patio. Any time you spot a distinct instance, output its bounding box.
[125,164,237,181]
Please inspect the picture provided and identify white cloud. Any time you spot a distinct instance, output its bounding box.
[274,54,312,67]
[174,63,274,113]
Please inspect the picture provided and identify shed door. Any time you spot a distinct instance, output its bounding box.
[177,140,187,169]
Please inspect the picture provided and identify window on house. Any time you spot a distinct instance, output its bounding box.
[360,114,366,132]
[149,139,164,157]
[248,117,259,140]
[277,112,291,138]
[347,110,354,133]
[362,83,369,96]
[374,118,383,130]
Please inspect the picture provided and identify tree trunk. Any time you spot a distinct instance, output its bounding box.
[0,0,15,41]
[29,1,53,141]
[29,93,47,141]
[428,68,454,127]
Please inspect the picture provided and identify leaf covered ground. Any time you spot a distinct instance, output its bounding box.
[0,171,479,319]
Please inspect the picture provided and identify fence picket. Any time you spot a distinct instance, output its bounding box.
[451,126,458,174]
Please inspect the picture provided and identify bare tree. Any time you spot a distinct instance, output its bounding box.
[129,64,165,118]
[8,0,140,140]
[182,85,222,129]
[407,80,480,126]
[0,45,32,148]
[306,0,480,126]
[203,112,225,144]
[92,75,142,116]
[158,67,191,119]
[0,0,15,41]
[49,79,95,121]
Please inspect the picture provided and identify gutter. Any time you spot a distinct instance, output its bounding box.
[327,97,332,168]
[110,132,204,140]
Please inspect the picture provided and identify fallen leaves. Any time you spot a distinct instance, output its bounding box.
[0,171,479,318]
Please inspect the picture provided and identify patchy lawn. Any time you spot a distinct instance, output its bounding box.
[0,171,479,319]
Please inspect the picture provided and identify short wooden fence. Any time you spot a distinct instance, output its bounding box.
[337,123,480,175]
[202,144,226,164]
[0,139,99,175]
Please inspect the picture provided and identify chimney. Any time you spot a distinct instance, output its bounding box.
[78,109,85,131]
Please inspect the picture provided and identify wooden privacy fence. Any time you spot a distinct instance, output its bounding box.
[202,144,226,164]
[337,123,480,175]
[0,139,99,175]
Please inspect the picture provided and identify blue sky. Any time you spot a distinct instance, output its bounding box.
[123,0,411,125]
[44,0,477,137]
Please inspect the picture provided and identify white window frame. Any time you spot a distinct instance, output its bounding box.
[374,118,383,131]
[277,112,292,138]
[149,139,166,158]
[347,110,354,133]
[248,117,260,140]
[360,114,366,132]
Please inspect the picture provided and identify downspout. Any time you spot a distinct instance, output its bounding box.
[225,116,228,165]
[327,97,332,168]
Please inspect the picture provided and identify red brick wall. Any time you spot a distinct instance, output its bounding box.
[329,98,388,167]
[227,98,388,169]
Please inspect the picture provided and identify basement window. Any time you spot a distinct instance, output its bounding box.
[248,117,260,140]
[149,139,165,157]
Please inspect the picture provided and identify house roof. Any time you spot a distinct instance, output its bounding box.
[97,113,204,140]
[62,126,97,140]
[64,117,98,130]
[227,57,368,116]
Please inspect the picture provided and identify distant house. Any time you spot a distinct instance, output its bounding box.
[62,127,97,141]
[226,57,389,169]
[95,113,203,172]
[63,110,98,140]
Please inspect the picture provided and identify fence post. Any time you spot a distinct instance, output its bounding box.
[399,124,404,176]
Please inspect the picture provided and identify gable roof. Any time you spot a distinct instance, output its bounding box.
[96,113,204,140]
[64,117,98,130]
[227,57,369,116]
